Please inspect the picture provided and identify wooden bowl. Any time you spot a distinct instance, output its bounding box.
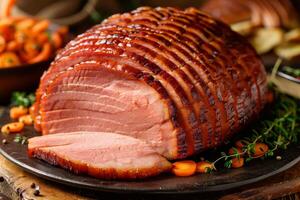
[0,60,51,105]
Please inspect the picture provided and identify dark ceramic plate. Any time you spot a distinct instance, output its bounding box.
[0,107,300,194]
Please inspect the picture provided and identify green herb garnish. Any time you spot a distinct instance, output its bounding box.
[11,92,35,107]
[249,92,299,150]
[208,91,300,170]
[14,134,28,145]
[282,66,300,77]
[224,159,232,168]
[90,11,104,23]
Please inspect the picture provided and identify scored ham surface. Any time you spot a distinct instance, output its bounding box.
[30,7,268,179]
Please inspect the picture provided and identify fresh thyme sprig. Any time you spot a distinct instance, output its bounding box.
[208,91,300,171]
[203,58,300,171]
[282,66,300,78]
[250,92,299,149]
[14,134,28,145]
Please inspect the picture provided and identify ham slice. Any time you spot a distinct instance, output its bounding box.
[28,132,172,179]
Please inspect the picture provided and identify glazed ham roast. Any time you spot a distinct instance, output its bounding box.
[28,7,268,179]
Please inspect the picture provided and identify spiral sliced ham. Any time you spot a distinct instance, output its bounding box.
[29,7,268,179]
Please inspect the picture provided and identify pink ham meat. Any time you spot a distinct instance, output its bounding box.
[28,132,172,179]
[29,7,268,179]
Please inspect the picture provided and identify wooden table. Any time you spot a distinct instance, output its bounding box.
[0,155,300,200]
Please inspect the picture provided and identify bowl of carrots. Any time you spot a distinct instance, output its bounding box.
[0,0,70,104]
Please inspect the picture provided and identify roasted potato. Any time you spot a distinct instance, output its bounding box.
[275,44,300,60]
[250,28,284,54]
[230,20,253,36]
[284,28,300,43]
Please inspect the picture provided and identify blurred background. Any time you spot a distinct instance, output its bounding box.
[11,0,207,33]
[3,0,300,55]
[9,0,300,28]
[8,0,300,57]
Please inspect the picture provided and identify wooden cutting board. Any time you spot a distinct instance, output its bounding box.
[0,154,300,200]
[0,155,89,200]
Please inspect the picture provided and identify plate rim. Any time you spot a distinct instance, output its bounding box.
[1,144,300,194]
[277,71,300,84]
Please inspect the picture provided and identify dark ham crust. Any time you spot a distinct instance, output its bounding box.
[33,7,268,160]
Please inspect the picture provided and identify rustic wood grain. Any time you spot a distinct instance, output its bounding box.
[0,155,89,200]
[220,162,300,200]
[220,178,300,200]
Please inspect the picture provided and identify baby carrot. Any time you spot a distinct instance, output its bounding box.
[0,35,5,53]
[172,160,197,177]
[28,42,51,64]
[19,114,33,125]
[6,40,19,51]
[1,122,24,134]
[196,161,214,173]
[231,158,244,168]
[0,52,21,67]
[1,0,16,18]
[31,20,50,34]
[235,140,248,149]
[253,143,269,158]
[51,32,63,49]
[10,106,28,120]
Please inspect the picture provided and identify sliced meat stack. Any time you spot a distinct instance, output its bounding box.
[29,7,268,179]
